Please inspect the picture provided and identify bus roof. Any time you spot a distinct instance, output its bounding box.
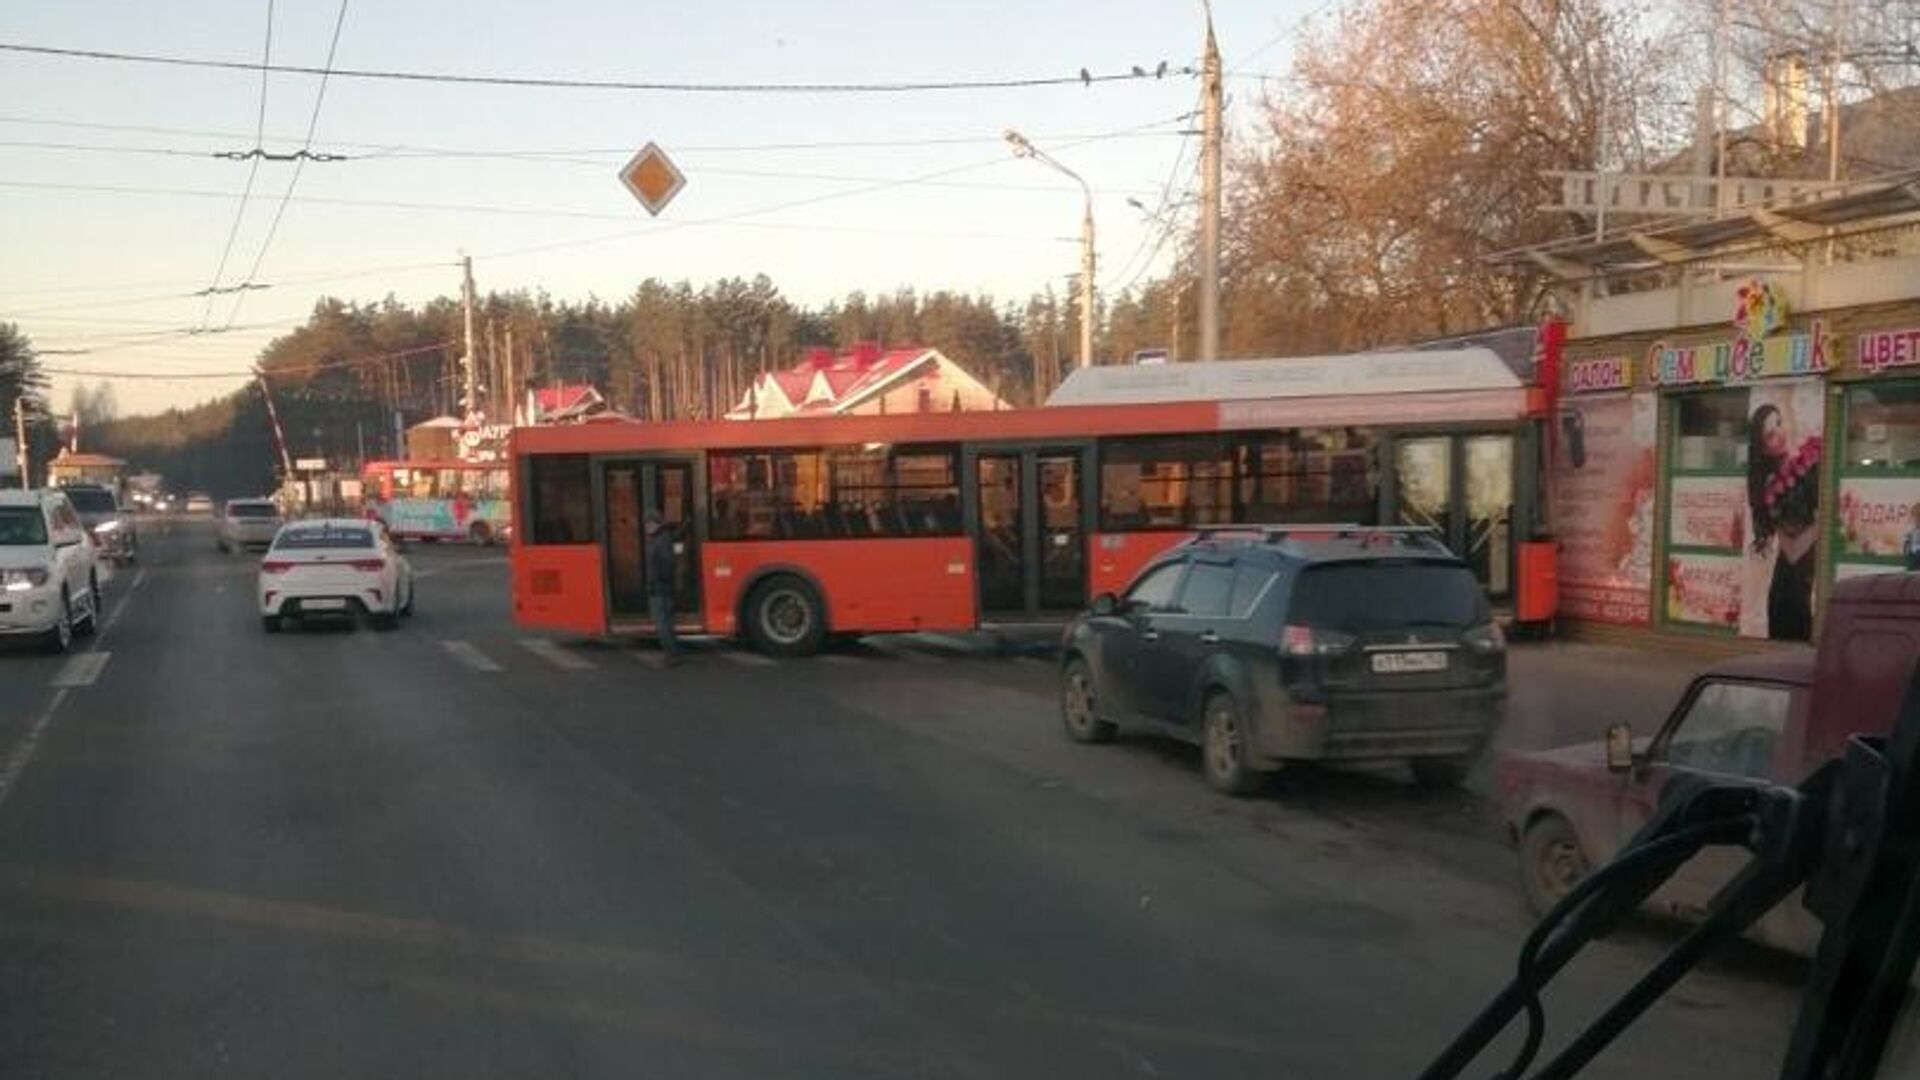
[1046,348,1522,407]
[512,388,1544,457]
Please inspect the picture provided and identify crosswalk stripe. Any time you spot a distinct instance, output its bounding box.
[439,640,503,672]
[51,651,110,688]
[719,649,778,667]
[520,639,596,671]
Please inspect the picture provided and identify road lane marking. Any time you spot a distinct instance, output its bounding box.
[99,565,147,636]
[719,649,778,667]
[0,689,68,811]
[439,640,503,672]
[51,651,111,688]
[520,638,595,671]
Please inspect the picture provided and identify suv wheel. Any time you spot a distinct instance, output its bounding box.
[41,589,74,654]
[1060,657,1116,744]
[1520,813,1589,915]
[1201,692,1262,797]
[74,572,100,637]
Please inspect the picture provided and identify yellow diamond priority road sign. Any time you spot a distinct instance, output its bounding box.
[619,142,686,217]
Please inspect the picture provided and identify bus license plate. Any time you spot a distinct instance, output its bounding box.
[1371,651,1448,674]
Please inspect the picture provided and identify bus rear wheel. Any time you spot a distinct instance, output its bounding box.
[745,576,826,657]
[468,521,494,546]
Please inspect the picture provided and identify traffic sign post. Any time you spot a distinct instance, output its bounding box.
[619,142,686,217]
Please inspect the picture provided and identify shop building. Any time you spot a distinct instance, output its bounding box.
[1511,173,1920,644]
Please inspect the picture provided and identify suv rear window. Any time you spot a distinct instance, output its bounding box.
[63,488,117,513]
[1288,561,1488,632]
[227,502,279,519]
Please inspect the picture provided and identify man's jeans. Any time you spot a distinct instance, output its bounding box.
[649,593,679,654]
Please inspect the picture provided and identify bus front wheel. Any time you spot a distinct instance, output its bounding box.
[745,576,826,657]
[468,521,495,546]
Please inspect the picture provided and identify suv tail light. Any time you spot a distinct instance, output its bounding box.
[1463,622,1505,654]
[260,560,294,574]
[348,559,386,572]
[1280,624,1356,656]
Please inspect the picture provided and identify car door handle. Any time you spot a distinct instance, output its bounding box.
[1140,629,1160,642]
[1198,630,1220,645]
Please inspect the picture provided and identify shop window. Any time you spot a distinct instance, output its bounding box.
[1099,436,1234,530]
[1234,429,1378,524]
[1844,385,1920,470]
[527,454,591,544]
[709,445,960,540]
[1671,389,1750,472]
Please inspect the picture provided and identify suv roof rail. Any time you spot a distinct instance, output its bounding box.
[1184,523,1453,556]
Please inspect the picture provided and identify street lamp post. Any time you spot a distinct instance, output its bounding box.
[1006,130,1095,370]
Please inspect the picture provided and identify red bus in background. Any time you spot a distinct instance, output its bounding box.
[361,459,512,544]
[510,352,1557,655]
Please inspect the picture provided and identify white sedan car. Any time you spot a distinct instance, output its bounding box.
[257,518,414,632]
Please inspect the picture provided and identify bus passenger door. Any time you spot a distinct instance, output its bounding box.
[603,463,648,616]
[644,460,701,618]
[1392,433,1514,604]
[971,446,1090,620]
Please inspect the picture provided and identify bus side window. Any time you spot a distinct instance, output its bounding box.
[527,454,591,544]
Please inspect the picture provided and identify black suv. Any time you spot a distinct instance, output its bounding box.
[1059,526,1506,795]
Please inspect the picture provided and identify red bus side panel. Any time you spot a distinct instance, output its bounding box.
[513,544,607,634]
[1089,531,1193,596]
[703,538,976,636]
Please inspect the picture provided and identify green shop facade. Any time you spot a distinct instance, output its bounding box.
[1552,280,1920,643]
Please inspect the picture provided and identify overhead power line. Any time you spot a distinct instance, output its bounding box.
[225,0,351,329]
[0,41,1193,94]
[195,0,276,330]
[43,340,450,381]
[0,111,1189,157]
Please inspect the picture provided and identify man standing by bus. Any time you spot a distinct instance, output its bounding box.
[645,510,682,664]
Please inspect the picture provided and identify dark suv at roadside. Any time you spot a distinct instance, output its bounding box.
[60,483,137,563]
[1059,526,1506,795]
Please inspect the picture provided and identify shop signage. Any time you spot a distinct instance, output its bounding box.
[1564,355,1633,393]
[1646,318,1830,386]
[1858,325,1920,375]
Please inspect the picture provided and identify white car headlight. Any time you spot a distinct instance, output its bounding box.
[93,519,122,534]
[2,568,51,592]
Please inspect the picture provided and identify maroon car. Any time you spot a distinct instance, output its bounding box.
[1495,573,1920,955]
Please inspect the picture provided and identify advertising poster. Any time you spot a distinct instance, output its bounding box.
[1667,552,1743,627]
[1837,475,1920,571]
[1669,476,1746,549]
[1554,394,1655,624]
[1735,381,1825,641]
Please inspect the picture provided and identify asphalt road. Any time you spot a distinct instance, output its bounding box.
[0,518,1817,1078]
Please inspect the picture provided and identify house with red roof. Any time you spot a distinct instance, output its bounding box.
[529,383,609,424]
[725,343,1010,420]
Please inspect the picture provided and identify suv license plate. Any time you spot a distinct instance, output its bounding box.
[1370,651,1449,674]
[303,598,347,611]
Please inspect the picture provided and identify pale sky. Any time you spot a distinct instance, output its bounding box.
[0,0,1322,415]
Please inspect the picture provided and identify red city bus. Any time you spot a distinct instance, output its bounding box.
[510,354,1558,655]
[360,459,512,544]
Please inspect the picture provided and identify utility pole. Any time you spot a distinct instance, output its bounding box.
[13,396,29,490]
[1198,1,1223,361]
[1079,201,1097,368]
[504,325,517,424]
[460,254,477,420]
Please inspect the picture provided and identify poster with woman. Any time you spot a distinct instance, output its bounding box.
[1554,394,1656,624]
[1738,381,1824,640]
